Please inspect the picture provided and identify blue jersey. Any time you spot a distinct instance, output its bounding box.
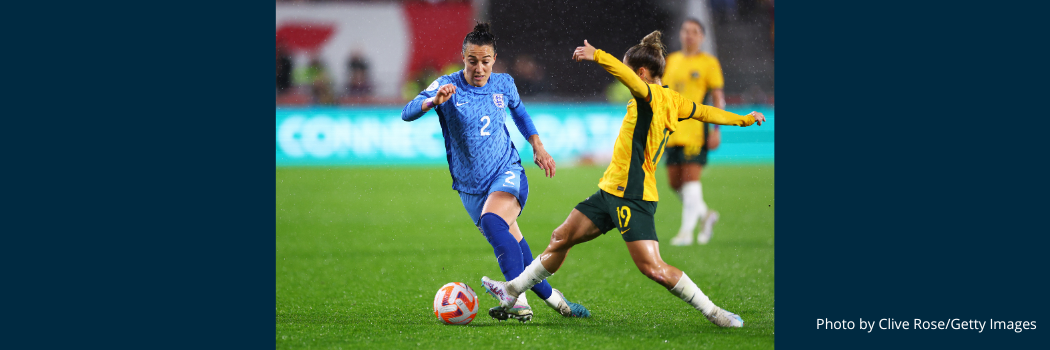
[402,71,539,194]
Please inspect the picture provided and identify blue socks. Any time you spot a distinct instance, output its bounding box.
[479,213,525,282]
[479,212,554,300]
[518,237,553,299]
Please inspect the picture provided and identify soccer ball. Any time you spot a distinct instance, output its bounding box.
[433,282,479,325]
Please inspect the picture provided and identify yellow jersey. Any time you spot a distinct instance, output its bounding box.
[592,49,753,201]
[663,51,724,147]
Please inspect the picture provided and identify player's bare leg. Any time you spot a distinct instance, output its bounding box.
[508,221,524,243]
[534,209,603,271]
[483,209,600,315]
[481,191,522,230]
[624,239,683,289]
[667,164,684,193]
[481,192,590,320]
[625,240,742,327]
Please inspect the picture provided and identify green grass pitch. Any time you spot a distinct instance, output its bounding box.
[276,164,774,349]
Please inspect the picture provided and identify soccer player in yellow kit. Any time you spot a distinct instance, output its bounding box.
[664,18,727,246]
[482,32,765,328]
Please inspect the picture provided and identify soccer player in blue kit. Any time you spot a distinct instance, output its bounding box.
[401,23,589,322]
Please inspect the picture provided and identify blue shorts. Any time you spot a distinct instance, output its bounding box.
[459,163,529,226]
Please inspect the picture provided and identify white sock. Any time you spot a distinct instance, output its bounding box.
[509,259,553,295]
[678,181,704,236]
[543,290,565,309]
[695,181,709,219]
[669,272,715,315]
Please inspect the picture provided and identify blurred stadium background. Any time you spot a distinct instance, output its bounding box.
[277,1,774,348]
[276,0,773,166]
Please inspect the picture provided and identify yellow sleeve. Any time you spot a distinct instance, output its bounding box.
[679,98,754,126]
[707,56,725,89]
[674,92,695,121]
[594,49,650,100]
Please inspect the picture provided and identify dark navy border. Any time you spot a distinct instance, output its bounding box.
[11,0,273,348]
[777,1,1049,348]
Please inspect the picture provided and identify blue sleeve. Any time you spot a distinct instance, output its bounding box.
[401,78,444,122]
[505,76,538,139]
[510,103,541,139]
[505,75,523,109]
[510,104,538,140]
[402,96,428,121]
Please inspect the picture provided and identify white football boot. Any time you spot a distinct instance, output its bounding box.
[704,306,744,327]
[481,276,519,310]
[547,288,590,318]
[697,211,719,245]
[670,230,694,246]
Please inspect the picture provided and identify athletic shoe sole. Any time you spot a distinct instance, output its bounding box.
[488,305,533,323]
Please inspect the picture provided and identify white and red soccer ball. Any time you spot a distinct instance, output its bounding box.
[433,282,479,325]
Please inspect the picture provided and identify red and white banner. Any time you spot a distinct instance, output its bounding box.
[276,3,473,99]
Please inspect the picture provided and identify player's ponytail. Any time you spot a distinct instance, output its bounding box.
[625,30,667,78]
[463,22,497,53]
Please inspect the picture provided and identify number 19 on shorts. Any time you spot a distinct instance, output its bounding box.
[617,206,631,230]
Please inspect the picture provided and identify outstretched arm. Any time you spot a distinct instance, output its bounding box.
[401,83,457,121]
[678,100,765,127]
[573,40,650,101]
[707,89,726,149]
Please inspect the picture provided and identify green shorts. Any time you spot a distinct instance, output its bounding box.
[664,145,709,166]
[574,189,659,242]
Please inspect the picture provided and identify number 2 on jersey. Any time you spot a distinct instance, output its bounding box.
[503,171,516,187]
[480,116,491,136]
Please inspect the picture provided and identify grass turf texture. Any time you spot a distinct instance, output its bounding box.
[277,165,774,349]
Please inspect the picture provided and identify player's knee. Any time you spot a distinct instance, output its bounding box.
[547,230,567,250]
[638,264,669,284]
[547,227,572,252]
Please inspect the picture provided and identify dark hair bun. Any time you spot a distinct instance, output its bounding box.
[624,30,667,78]
[640,31,666,56]
[463,22,496,52]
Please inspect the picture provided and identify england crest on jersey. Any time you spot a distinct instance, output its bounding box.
[493,94,505,109]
